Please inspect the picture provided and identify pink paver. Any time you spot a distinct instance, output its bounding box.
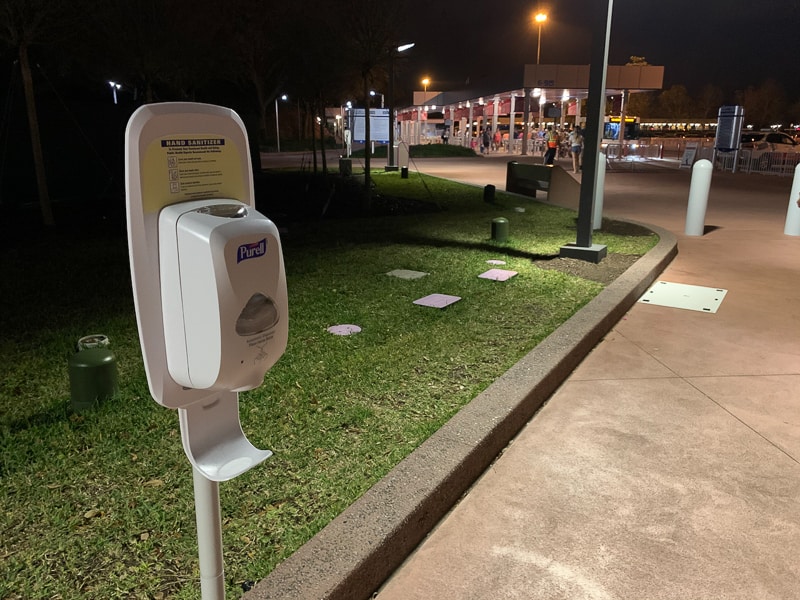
[413,294,461,309]
[326,324,362,335]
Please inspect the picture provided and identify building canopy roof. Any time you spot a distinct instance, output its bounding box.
[406,64,664,110]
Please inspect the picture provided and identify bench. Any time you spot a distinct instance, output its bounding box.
[505,161,581,206]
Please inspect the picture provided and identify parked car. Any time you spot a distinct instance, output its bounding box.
[740,131,799,155]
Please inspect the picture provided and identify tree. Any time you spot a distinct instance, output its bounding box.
[0,0,89,226]
[214,1,293,146]
[736,79,788,128]
[340,0,407,208]
[658,84,694,119]
[283,2,353,174]
[88,1,229,104]
[786,99,800,125]
[697,84,725,119]
[626,91,655,117]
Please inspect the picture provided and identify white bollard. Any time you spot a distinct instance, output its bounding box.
[593,151,606,230]
[784,163,800,236]
[685,159,713,236]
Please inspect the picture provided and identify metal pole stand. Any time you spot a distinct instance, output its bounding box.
[194,467,225,600]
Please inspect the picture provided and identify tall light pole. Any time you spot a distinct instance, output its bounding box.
[370,90,385,108]
[534,12,547,64]
[560,0,613,263]
[419,78,431,147]
[274,94,287,153]
[387,42,415,171]
[108,80,121,104]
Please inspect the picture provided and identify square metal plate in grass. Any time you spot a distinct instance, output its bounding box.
[478,269,518,281]
[638,281,727,313]
[327,324,362,335]
[387,269,429,280]
[413,294,461,309]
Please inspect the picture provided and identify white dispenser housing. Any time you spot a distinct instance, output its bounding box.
[125,101,286,482]
[159,199,287,392]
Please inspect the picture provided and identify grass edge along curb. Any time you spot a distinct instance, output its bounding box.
[243,219,678,600]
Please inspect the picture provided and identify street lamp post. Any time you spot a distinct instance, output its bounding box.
[108,81,121,104]
[274,94,287,153]
[420,78,432,148]
[387,42,415,171]
[535,12,547,64]
[369,90,385,108]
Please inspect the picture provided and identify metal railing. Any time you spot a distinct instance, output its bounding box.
[733,150,800,176]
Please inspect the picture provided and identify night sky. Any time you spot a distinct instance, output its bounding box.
[400,0,800,102]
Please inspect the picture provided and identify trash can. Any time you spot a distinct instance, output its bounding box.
[339,158,352,176]
[68,335,118,412]
[491,217,509,242]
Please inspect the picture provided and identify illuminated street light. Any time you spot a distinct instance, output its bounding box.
[422,77,430,94]
[534,12,547,64]
[388,42,415,170]
[274,94,288,153]
[370,90,385,108]
[108,80,121,104]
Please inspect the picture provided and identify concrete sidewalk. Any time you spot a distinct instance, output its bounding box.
[247,156,800,600]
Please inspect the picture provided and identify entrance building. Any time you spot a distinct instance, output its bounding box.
[396,64,663,155]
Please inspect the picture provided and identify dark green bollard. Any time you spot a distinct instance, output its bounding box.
[68,335,118,412]
[484,184,496,203]
[491,217,509,242]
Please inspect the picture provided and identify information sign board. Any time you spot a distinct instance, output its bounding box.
[353,108,390,143]
[715,105,744,151]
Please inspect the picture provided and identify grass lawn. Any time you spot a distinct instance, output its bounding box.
[0,169,657,599]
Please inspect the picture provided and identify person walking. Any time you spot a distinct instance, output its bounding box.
[482,127,492,155]
[544,126,559,165]
[568,126,584,173]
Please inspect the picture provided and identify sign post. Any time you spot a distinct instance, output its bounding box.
[714,105,745,173]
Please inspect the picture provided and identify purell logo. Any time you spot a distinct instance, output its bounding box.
[237,238,267,263]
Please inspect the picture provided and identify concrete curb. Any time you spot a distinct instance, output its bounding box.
[244,222,678,600]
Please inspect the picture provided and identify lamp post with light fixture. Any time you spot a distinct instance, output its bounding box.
[274,94,287,153]
[108,80,121,104]
[369,90,384,108]
[534,12,547,64]
[387,42,415,170]
[419,78,432,146]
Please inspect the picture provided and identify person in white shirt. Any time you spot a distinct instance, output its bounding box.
[568,127,584,173]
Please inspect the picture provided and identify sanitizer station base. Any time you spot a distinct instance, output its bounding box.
[126,102,288,599]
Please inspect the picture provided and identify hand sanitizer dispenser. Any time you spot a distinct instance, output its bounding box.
[158,199,288,392]
[127,102,289,597]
